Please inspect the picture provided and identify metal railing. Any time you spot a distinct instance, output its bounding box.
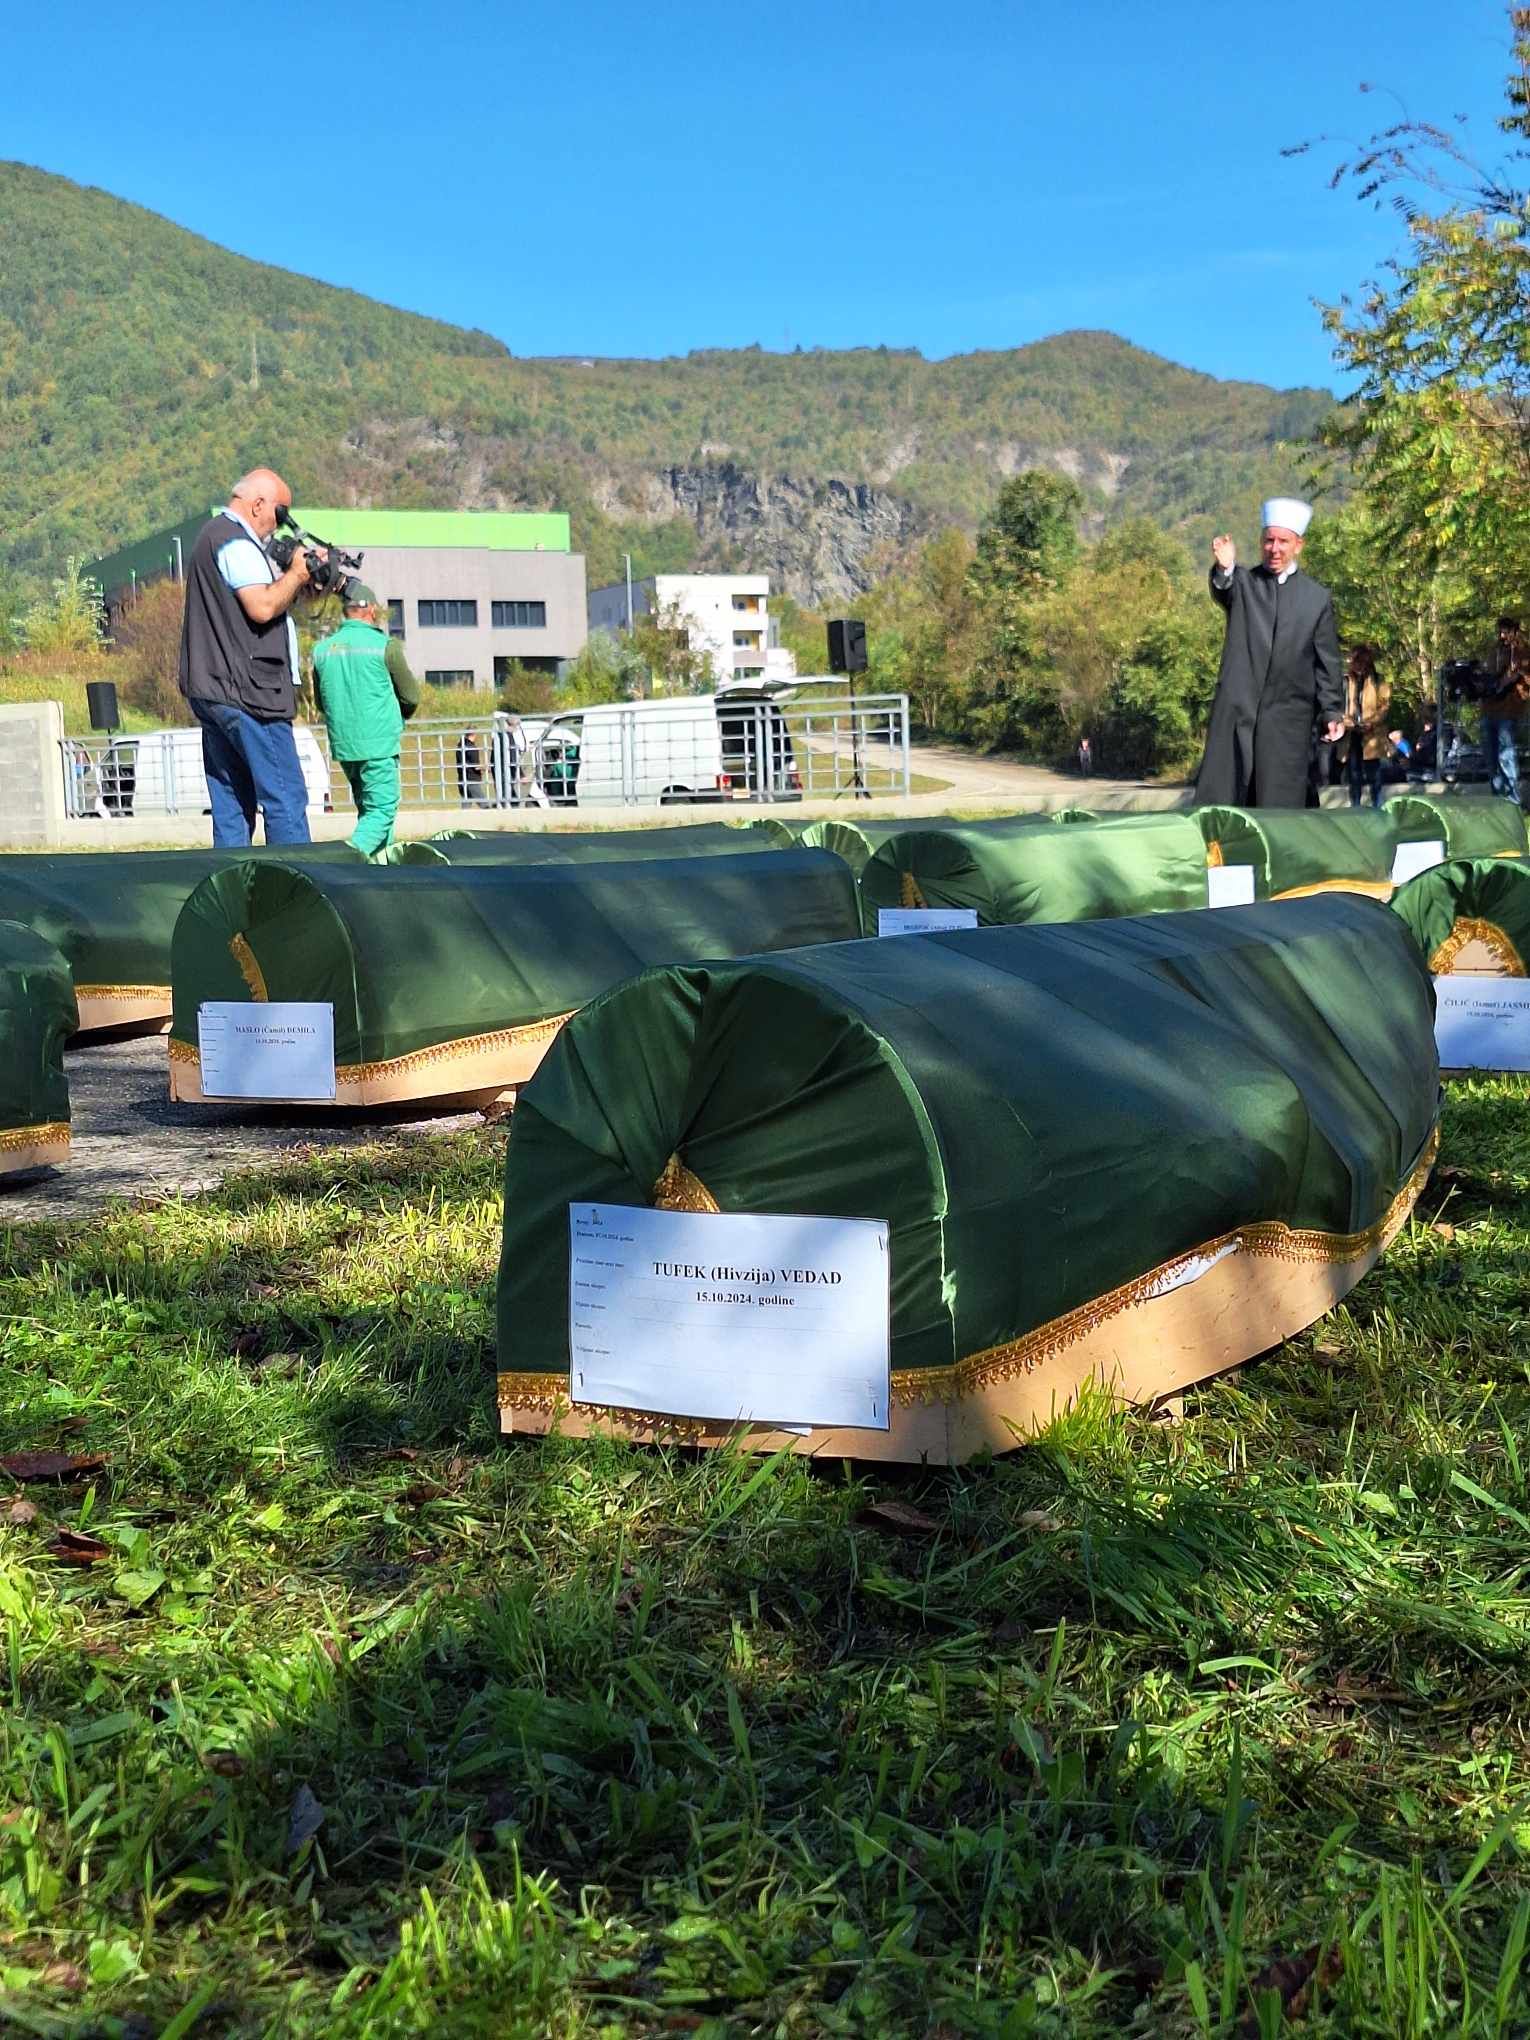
[59,691,911,818]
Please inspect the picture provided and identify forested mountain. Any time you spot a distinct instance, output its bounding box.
[0,161,1336,601]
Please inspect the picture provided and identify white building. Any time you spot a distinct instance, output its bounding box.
[586,573,797,687]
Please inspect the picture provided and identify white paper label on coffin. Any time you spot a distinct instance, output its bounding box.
[1432,975,1530,1071]
[1391,840,1446,885]
[1206,865,1256,908]
[567,1203,890,1429]
[198,1001,337,1100]
[878,908,980,936]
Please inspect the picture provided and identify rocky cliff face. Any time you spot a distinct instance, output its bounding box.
[599,463,932,606]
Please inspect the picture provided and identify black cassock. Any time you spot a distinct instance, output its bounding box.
[1195,564,1343,808]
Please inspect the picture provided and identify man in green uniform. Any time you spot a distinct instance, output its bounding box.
[311,583,421,853]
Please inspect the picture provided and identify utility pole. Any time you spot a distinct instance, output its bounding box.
[624,553,634,632]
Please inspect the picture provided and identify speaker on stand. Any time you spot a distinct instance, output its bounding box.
[826,619,870,799]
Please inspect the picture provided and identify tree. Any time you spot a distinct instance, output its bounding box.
[19,556,106,654]
[969,471,1084,598]
[111,578,193,724]
[1309,8,1530,638]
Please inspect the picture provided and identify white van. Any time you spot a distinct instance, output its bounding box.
[98,725,332,820]
[524,693,801,808]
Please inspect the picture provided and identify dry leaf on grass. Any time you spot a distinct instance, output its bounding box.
[40,1961,85,1990]
[4,1496,38,1527]
[204,1750,246,1778]
[0,1451,108,1483]
[1432,1220,1458,1242]
[402,1482,444,1507]
[47,1529,111,1565]
[286,1783,325,1855]
[857,1498,941,1536]
[1238,1945,1342,2033]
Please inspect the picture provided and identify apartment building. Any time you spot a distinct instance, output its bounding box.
[586,573,796,686]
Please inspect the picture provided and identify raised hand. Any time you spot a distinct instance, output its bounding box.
[1212,534,1237,573]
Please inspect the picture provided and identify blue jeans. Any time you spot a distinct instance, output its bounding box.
[189,700,311,847]
[1348,752,1383,807]
[1481,715,1524,806]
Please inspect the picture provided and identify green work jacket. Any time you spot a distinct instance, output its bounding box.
[312,620,421,762]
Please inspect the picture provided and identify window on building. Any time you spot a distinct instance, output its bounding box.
[732,594,761,613]
[492,600,548,629]
[425,669,475,688]
[733,631,762,648]
[386,599,405,640]
[418,599,477,628]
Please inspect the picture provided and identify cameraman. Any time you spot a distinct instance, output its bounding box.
[1480,615,1528,808]
[176,467,322,846]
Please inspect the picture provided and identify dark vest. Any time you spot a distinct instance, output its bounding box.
[177,512,295,720]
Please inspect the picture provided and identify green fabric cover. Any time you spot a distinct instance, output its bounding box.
[406,825,783,865]
[1384,795,1528,859]
[1193,807,1398,898]
[497,897,1438,1385]
[170,849,863,1066]
[1389,854,1530,972]
[744,818,820,847]
[0,921,75,1139]
[1052,806,1101,823]
[0,845,362,1003]
[857,812,1208,927]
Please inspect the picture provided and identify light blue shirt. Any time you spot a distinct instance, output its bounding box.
[216,505,299,679]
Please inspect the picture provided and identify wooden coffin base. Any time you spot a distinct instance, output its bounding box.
[74,987,172,1037]
[498,1137,1435,1465]
[0,1122,70,1178]
[166,1013,572,1110]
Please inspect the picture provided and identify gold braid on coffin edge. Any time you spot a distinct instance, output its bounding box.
[1429,917,1527,977]
[168,1011,577,1084]
[229,935,269,1001]
[652,1154,721,1213]
[498,1126,1439,1415]
[1205,840,1225,868]
[1272,879,1394,901]
[899,870,928,910]
[74,984,171,1005]
[0,1121,68,1154]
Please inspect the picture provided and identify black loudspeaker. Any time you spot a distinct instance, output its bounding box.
[827,618,868,675]
[86,681,120,732]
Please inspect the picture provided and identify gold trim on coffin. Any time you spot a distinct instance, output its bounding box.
[1206,840,1225,868]
[168,1011,577,1098]
[898,870,928,910]
[1429,917,1527,978]
[0,1122,69,1175]
[1271,879,1395,901]
[498,1127,1440,1420]
[229,935,269,1002]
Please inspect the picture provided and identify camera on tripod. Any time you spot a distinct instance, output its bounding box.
[268,506,363,599]
[1440,657,1494,703]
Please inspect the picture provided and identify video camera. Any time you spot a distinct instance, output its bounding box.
[268,506,363,600]
[1440,657,1495,703]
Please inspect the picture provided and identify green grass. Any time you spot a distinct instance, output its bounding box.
[1,1082,1528,2035]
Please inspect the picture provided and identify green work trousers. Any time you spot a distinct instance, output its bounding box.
[341,755,401,856]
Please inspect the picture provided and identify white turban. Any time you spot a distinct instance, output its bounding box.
[1261,497,1312,537]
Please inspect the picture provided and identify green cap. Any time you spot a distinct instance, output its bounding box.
[343,580,379,609]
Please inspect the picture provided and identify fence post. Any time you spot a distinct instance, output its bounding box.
[0,702,67,847]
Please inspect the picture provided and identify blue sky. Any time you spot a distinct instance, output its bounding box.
[0,0,1514,391]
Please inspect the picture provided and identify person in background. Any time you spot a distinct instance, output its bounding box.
[1344,644,1392,809]
[457,729,490,807]
[310,582,421,854]
[1480,615,1527,806]
[177,467,317,846]
[1077,733,1093,777]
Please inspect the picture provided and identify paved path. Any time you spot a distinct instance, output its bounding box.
[0,1037,485,1223]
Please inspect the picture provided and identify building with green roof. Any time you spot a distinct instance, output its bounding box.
[88,507,586,691]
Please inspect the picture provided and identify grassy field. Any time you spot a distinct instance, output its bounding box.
[1,1078,1528,2036]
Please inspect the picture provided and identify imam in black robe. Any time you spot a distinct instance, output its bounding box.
[1195,563,1343,808]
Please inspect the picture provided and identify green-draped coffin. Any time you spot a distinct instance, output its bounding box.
[0,845,364,1035]
[496,897,1438,1463]
[1384,795,1528,860]
[1390,855,1530,976]
[1194,807,1398,899]
[169,849,862,1106]
[0,920,76,1177]
[857,813,1209,927]
[389,824,784,866]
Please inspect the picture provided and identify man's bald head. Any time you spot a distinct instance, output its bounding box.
[228,468,292,539]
